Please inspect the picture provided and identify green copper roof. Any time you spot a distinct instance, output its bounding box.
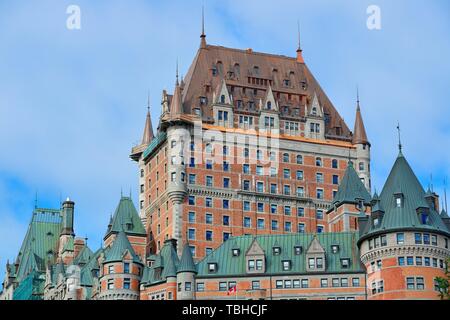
[104,230,142,264]
[73,245,94,266]
[62,237,74,253]
[360,152,450,241]
[196,232,364,277]
[79,248,102,287]
[177,243,197,274]
[331,161,371,207]
[143,131,167,160]
[142,241,180,285]
[106,196,146,237]
[15,208,63,283]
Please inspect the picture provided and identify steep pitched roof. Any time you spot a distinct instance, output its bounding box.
[330,161,371,209]
[141,108,154,145]
[177,243,197,274]
[359,152,450,242]
[104,230,142,264]
[73,245,94,266]
[352,103,369,145]
[180,44,351,138]
[106,196,146,237]
[196,232,363,277]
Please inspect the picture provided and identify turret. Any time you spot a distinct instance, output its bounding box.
[352,94,371,192]
[176,243,197,300]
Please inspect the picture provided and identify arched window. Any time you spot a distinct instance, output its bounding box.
[283,153,290,163]
[296,155,303,164]
[316,157,322,167]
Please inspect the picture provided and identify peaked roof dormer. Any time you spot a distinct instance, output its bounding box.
[262,85,278,111]
[307,92,323,117]
[353,99,369,145]
[441,208,449,219]
[104,230,142,264]
[330,161,371,209]
[306,236,325,254]
[245,238,265,256]
[213,79,232,105]
[105,196,146,239]
[177,243,197,274]
[73,245,94,266]
[359,151,450,244]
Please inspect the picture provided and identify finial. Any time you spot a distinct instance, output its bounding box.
[297,20,301,51]
[176,59,179,86]
[356,86,360,109]
[200,5,207,48]
[34,191,38,209]
[84,235,88,245]
[396,122,402,153]
[120,188,123,198]
[147,91,150,113]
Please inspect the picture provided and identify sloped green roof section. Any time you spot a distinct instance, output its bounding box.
[360,152,450,240]
[15,208,63,283]
[331,161,371,207]
[79,248,102,287]
[62,237,74,253]
[73,245,94,266]
[104,230,142,264]
[142,241,180,285]
[196,232,363,277]
[177,243,197,274]
[143,131,167,160]
[107,196,146,236]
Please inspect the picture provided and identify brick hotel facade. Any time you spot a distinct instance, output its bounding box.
[1,26,449,301]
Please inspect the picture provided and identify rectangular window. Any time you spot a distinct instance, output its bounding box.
[252,281,260,290]
[270,204,277,214]
[196,282,204,292]
[244,217,251,228]
[257,182,264,192]
[316,189,324,199]
[257,202,264,212]
[123,262,130,274]
[248,260,255,271]
[256,259,263,270]
[398,257,405,266]
[223,177,230,188]
[223,215,230,226]
[431,235,437,246]
[296,170,304,180]
[316,210,323,220]
[332,175,339,185]
[316,173,324,183]
[340,278,348,287]
[243,164,250,174]
[352,278,360,287]
[423,233,430,245]
[397,233,405,244]
[416,256,423,266]
[284,221,292,232]
[223,199,229,209]
[257,218,264,229]
[189,174,196,184]
[271,220,278,230]
[293,279,300,288]
[219,282,227,291]
[205,213,213,224]
[415,233,422,244]
[206,175,213,187]
[243,180,250,191]
[205,230,213,241]
[301,279,309,288]
[284,185,291,195]
[188,196,195,206]
[297,187,304,197]
[107,279,114,290]
[424,257,431,266]
[243,201,251,211]
[298,223,305,233]
[284,280,292,288]
[332,278,339,287]
[407,256,414,265]
[308,258,315,269]
[206,197,212,207]
[416,277,425,290]
[283,169,290,179]
[297,207,305,217]
[275,280,283,289]
[321,279,328,288]
[188,228,195,240]
[406,277,415,290]
[284,206,291,216]
[270,184,277,194]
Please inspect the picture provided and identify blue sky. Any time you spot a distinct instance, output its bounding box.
[0,0,449,278]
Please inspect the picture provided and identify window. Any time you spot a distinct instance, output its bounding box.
[284,185,291,195]
[332,159,338,169]
[332,278,339,287]
[243,164,250,174]
[185,282,192,292]
[232,248,240,257]
[248,260,255,271]
[297,187,305,197]
[223,177,230,188]
[257,182,264,192]
[332,175,339,185]
[282,260,291,271]
[424,257,431,266]
[423,233,430,244]
[197,283,205,292]
[301,279,309,288]
[256,259,263,270]
[341,278,348,287]
[407,256,414,266]
[296,155,303,164]
[316,257,324,269]
[205,230,213,241]
[206,176,213,187]
[257,219,265,229]
[293,280,300,288]
[273,246,281,255]
[317,225,324,233]
[243,217,251,228]
[206,197,212,207]
[223,161,230,172]
[395,196,402,208]
[123,262,130,274]
[316,189,324,199]
[321,279,328,288]
[284,206,291,216]
[331,245,339,254]
[243,180,250,191]
[206,159,213,170]
[284,221,292,232]
[270,204,277,214]
[188,211,196,223]
[107,279,114,290]
[243,147,250,158]
[398,257,405,266]
[223,232,231,241]
[396,233,405,244]
[352,278,360,287]
[316,209,324,220]
[108,265,114,274]
[431,235,437,246]
[243,201,251,211]
[283,169,290,179]
[406,277,415,290]
[252,281,260,290]
[276,280,283,289]
[189,174,196,184]
[206,248,213,256]
[188,196,195,205]
[189,157,195,168]
[270,184,277,194]
[205,213,213,224]
[223,199,229,209]
[316,173,324,183]
[298,223,305,233]
[296,170,304,180]
[219,282,227,291]
[271,220,279,230]
[283,153,290,163]
[316,157,322,167]
[257,202,264,212]
[223,215,230,226]
[188,229,195,240]
[381,235,387,246]
[416,256,423,266]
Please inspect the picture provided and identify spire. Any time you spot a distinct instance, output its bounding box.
[200,5,207,49]
[170,79,183,117]
[296,20,304,63]
[177,243,197,274]
[352,92,369,145]
[141,92,154,145]
[396,122,403,155]
[175,59,179,86]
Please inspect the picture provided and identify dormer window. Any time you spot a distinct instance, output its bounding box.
[282,260,292,271]
[312,107,317,116]
[232,248,240,257]
[273,246,281,255]
[212,67,217,76]
[395,193,404,208]
[341,258,350,268]
[267,101,272,110]
[418,209,429,225]
[200,96,207,105]
[373,217,379,227]
[283,79,290,86]
[208,263,217,273]
[294,246,302,255]
[220,95,226,104]
[331,245,339,254]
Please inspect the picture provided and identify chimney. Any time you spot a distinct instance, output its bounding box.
[74,237,85,258]
[62,198,75,236]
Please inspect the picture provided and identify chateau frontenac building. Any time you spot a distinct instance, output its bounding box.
[1,29,449,301]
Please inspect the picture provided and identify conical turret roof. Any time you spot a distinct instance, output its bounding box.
[353,102,369,145]
[177,243,197,274]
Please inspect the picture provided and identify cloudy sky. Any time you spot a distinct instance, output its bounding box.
[0,0,449,277]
